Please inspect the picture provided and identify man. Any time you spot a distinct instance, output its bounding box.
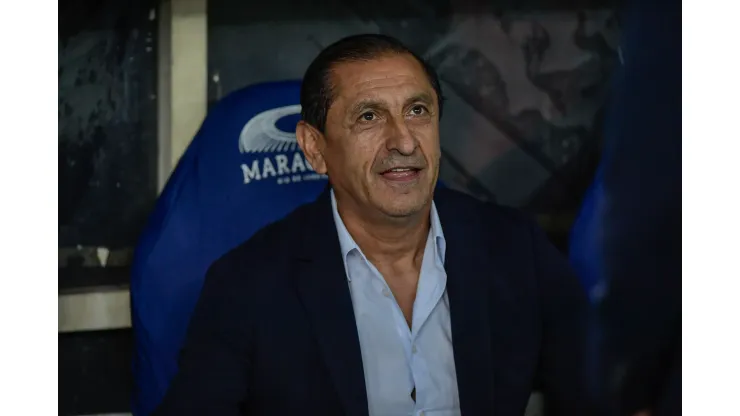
[155,34,593,416]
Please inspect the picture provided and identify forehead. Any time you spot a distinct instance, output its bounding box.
[329,54,434,108]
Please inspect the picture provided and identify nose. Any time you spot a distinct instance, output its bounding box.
[385,116,417,156]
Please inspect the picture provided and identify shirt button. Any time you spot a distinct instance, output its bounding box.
[412,344,418,354]
[382,288,391,297]
[419,412,425,416]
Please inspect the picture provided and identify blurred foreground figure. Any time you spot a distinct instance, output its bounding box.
[570,1,681,415]
[155,34,594,416]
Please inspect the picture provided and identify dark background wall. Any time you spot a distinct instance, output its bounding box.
[59,0,158,250]
[59,1,157,414]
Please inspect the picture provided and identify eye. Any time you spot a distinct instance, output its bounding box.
[409,105,428,116]
[359,112,377,122]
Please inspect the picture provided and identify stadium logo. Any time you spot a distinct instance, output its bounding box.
[238,105,327,185]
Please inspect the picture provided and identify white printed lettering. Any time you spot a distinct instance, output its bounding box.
[275,154,290,175]
[241,161,261,184]
[262,158,277,178]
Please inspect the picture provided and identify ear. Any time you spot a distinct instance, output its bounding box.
[295,121,328,174]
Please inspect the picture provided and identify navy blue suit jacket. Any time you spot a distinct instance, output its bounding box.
[155,188,594,415]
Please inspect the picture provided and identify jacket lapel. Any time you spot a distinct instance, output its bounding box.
[435,190,497,415]
[292,189,369,416]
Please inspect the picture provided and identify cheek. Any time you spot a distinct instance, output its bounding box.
[332,140,376,181]
[351,132,385,172]
[408,117,438,137]
[411,125,440,152]
[358,144,379,176]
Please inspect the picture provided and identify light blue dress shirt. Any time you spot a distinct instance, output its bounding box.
[330,190,461,416]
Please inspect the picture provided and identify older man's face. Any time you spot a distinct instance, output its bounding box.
[307,54,441,220]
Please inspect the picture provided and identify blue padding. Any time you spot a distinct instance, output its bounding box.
[568,0,681,302]
[568,164,607,304]
[568,1,681,408]
[130,81,328,415]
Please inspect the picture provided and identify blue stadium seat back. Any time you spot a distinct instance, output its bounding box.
[569,4,681,409]
[130,80,329,415]
[568,165,608,304]
[568,1,681,304]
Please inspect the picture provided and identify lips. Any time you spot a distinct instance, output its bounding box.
[380,166,422,182]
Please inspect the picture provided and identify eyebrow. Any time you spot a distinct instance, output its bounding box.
[348,99,386,118]
[406,92,435,108]
[348,92,436,117]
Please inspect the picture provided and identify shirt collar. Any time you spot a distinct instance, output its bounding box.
[330,189,446,281]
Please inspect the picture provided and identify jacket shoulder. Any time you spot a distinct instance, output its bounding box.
[434,187,533,231]
[210,201,312,273]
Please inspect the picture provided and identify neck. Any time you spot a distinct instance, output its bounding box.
[336,197,431,266]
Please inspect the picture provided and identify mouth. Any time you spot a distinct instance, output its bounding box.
[379,166,423,182]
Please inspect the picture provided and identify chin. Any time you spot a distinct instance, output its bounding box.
[366,172,435,217]
[373,191,431,218]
